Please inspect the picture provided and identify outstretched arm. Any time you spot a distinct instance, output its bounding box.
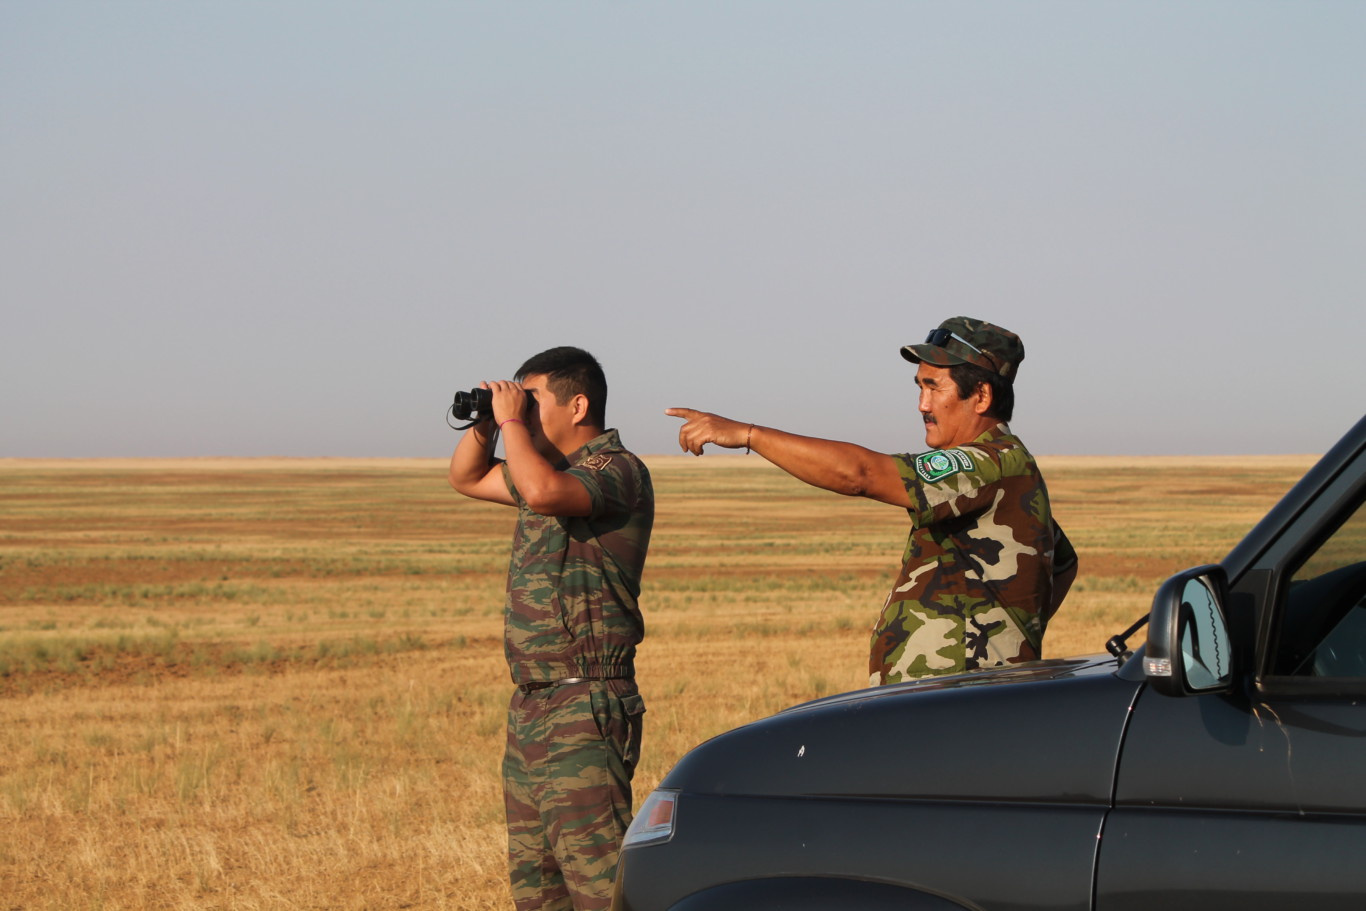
[665,407,911,508]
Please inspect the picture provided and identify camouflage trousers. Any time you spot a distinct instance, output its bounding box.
[504,678,645,911]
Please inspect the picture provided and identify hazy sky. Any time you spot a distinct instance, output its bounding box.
[3,1,1363,459]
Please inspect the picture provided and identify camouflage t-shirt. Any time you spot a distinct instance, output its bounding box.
[502,429,654,686]
[869,423,1066,685]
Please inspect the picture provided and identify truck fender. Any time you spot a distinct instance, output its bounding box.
[668,877,973,911]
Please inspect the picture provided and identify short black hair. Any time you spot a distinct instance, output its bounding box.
[515,346,608,428]
[948,362,1014,423]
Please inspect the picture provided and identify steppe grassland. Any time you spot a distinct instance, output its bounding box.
[0,454,1312,909]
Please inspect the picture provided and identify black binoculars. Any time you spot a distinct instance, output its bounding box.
[451,387,493,424]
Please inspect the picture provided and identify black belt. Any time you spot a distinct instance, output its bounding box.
[516,675,624,695]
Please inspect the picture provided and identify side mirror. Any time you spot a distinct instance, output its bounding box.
[1144,565,1233,696]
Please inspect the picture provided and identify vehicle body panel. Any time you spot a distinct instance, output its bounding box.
[619,662,1140,911]
[618,795,1105,911]
[1097,655,1366,910]
[660,658,1139,804]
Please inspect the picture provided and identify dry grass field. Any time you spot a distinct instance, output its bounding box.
[0,453,1314,909]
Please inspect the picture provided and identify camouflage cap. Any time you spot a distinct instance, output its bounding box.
[900,316,1025,382]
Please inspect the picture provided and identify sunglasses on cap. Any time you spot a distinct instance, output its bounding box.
[924,328,1000,371]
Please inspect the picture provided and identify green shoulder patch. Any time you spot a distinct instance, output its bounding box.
[913,449,975,483]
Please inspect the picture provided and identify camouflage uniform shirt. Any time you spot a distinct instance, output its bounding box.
[502,429,654,685]
[870,423,1068,684]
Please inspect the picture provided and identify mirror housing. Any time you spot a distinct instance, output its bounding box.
[1144,565,1234,697]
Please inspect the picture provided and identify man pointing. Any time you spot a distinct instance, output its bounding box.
[667,317,1076,684]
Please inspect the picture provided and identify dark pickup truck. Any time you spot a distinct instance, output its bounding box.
[613,414,1366,911]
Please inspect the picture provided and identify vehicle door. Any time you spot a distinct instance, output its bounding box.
[1095,447,1366,910]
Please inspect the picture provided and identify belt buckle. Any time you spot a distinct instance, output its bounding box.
[517,675,596,695]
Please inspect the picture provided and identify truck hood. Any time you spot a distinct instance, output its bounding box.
[659,656,1143,805]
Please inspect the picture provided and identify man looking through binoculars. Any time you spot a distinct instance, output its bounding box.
[449,346,654,911]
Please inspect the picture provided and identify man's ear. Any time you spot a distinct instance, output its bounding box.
[972,382,994,416]
[570,393,591,426]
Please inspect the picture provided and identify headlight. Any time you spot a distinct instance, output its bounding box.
[623,789,678,847]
